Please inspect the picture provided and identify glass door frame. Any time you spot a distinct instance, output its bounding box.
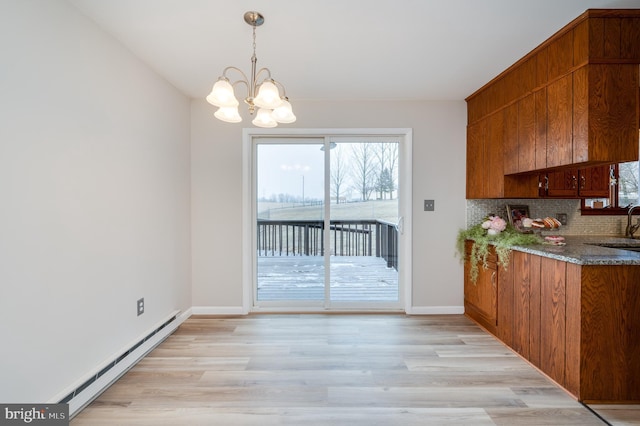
[242,128,413,313]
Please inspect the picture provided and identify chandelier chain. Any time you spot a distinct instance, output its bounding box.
[252,26,257,58]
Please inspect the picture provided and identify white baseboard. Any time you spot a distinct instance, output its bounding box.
[191,306,464,315]
[63,309,191,418]
[191,305,464,315]
[406,306,465,315]
[191,306,247,315]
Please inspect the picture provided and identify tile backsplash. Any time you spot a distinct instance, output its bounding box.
[466,199,627,236]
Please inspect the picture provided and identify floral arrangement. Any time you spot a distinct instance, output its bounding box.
[481,215,507,235]
[456,214,542,283]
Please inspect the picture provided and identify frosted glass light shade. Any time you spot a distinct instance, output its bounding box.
[252,108,278,128]
[214,106,242,123]
[272,99,296,123]
[206,79,239,107]
[253,81,283,109]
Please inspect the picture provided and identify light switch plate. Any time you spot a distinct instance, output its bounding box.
[424,200,435,211]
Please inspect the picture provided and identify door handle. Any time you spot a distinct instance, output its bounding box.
[396,216,404,235]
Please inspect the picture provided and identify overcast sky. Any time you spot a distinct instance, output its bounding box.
[257,143,325,200]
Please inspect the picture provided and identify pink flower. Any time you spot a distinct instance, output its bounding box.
[489,216,507,232]
[481,215,507,234]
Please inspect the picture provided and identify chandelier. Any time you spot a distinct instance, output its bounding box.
[206,11,296,128]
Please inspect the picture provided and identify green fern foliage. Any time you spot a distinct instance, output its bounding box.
[456,223,542,283]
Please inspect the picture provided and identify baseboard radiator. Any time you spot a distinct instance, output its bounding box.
[59,310,185,418]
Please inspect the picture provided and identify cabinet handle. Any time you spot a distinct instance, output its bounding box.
[580,174,586,190]
[571,175,578,189]
[491,271,496,288]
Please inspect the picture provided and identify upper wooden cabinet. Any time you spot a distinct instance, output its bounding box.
[466,108,539,199]
[466,9,640,198]
[466,109,508,199]
[542,165,610,198]
[577,165,611,197]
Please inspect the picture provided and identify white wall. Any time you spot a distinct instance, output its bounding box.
[0,0,191,402]
[191,99,467,311]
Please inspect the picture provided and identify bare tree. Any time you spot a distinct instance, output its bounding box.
[350,143,378,201]
[619,161,640,205]
[373,143,389,200]
[330,145,348,204]
[385,143,398,199]
[373,142,399,199]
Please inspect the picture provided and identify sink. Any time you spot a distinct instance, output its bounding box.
[613,246,640,253]
[585,238,640,254]
[594,244,640,253]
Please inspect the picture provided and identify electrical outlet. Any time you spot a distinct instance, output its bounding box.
[424,199,435,211]
[137,298,144,316]
[557,213,568,225]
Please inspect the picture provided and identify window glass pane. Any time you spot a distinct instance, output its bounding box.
[618,161,640,207]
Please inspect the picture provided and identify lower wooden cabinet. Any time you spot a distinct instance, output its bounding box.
[510,251,536,361]
[464,242,640,403]
[540,256,568,387]
[463,241,498,332]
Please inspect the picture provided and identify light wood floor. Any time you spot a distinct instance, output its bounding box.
[71,314,638,425]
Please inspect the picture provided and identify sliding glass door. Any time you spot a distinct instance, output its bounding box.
[253,136,402,310]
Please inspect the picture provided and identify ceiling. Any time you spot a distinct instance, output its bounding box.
[68,0,640,102]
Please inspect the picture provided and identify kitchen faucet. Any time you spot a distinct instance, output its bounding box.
[625,205,640,238]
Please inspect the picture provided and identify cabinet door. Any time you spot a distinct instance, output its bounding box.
[547,75,573,168]
[485,111,505,198]
[586,65,639,163]
[578,165,610,197]
[504,103,519,175]
[534,87,548,170]
[511,252,530,358]
[546,169,578,197]
[466,121,486,198]
[528,254,542,369]
[474,262,498,325]
[564,263,581,398]
[540,257,566,387]
[467,115,506,199]
[572,66,589,164]
[496,251,514,346]
[464,243,498,328]
[511,251,542,365]
[517,93,536,173]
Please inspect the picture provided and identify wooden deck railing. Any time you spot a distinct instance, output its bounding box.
[257,219,398,270]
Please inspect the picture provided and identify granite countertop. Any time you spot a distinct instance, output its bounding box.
[511,235,640,265]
